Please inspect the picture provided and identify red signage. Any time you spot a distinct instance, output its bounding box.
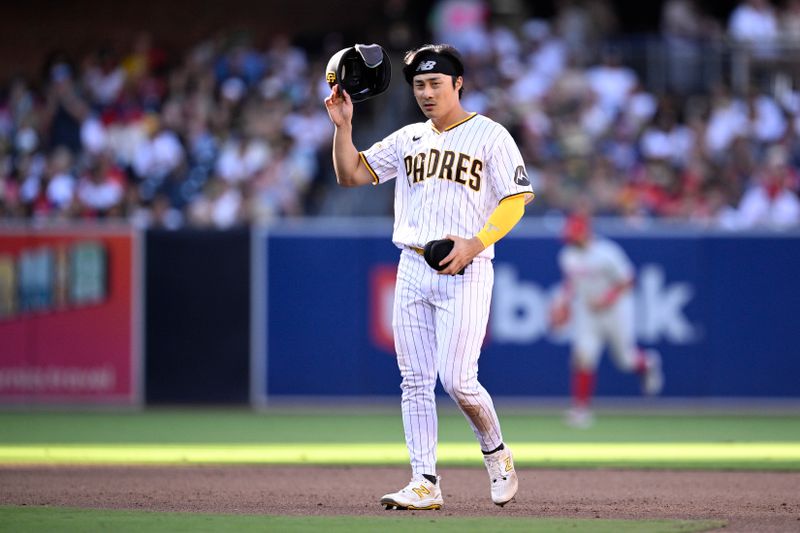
[369,264,397,354]
[0,226,141,405]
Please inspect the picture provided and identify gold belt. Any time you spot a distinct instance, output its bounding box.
[407,246,425,255]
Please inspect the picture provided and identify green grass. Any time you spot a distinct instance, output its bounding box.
[2,409,799,443]
[0,409,789,531]
[0,409,798,469]
[0,506,726,533]
[0,442,798,469]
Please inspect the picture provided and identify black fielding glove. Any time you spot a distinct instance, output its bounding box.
[423,239,468,275]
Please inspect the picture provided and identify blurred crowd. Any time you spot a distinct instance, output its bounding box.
[0,31,334,229]
[1,0,800,230]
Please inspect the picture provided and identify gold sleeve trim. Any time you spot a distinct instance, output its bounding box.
[359,152,380,185]
[501,191,535,205]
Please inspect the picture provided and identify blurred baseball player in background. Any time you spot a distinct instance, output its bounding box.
[324,43,534,509]
[550,212,663,428]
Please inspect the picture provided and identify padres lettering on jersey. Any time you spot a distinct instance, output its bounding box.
[403,149,482,191]
[359,112,533,258]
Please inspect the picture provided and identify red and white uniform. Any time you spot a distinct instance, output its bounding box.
[558,236,638,371]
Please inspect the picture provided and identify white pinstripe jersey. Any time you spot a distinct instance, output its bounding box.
[359,112,534,259]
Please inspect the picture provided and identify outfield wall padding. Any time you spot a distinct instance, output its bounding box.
[145,228,250,404]
[254,221,800,401]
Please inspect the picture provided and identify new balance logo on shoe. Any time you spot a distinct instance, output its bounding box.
[412,485,431,498]
[484,447,518,507]
[381,475,443,510]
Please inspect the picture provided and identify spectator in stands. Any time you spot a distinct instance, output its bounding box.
[83,46,127,110]
[249,133,310,222]
[214,33,265,88]
[508,20,562,110]
[733,144,800,228]
[130,110,186,213]
[704,84,749,163]
[728,0,779,59]
[744,85,787,149]
[187,178,245,229]
[215,134,271,185]
[620,83,658,136]
[265,33,308,90]
[1,78,35,137]
[639,107,695,171]
[585,47,638,118]
[282,100,332,156]
[41,62,90,155]
[1,11,799,230]
[76,151,126,218]
[19,146,76,218]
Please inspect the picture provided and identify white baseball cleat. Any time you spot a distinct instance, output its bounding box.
[564,407,594,429]
[380,474,443,510]
[483,446,518,506]
[642,349,664,396]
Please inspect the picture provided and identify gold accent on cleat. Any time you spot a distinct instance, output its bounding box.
[411,485,431,498]
[379,498,442,511]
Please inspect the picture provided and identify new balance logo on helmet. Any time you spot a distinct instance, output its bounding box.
[416,60,437,72]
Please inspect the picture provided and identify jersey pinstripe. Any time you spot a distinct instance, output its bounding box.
[360,113,534,258]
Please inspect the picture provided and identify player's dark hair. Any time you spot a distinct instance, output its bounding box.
[403,44,464,99]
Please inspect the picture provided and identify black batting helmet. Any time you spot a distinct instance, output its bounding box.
[325,44,391,102]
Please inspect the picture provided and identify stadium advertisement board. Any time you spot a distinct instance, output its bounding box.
[254,222,800,402]
[0,226,141,405]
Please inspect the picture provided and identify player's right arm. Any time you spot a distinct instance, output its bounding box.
[324,85,374,187]
[550,251,574,328]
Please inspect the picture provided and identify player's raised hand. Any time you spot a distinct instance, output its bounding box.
[324,85,353,127]
[438,235,484,276]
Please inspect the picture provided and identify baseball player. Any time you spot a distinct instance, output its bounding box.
[324,43,534,509]
[550,213,664,428]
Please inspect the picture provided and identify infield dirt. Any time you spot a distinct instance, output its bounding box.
[1,466,799,532]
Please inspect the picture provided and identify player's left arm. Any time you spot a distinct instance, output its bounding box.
[439,194,526,275]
